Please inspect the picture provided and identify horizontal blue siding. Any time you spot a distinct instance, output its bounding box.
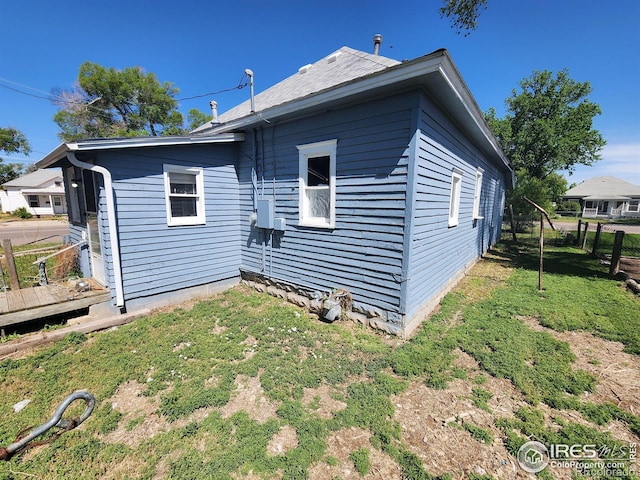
[238,93,418,314]
[404,93,507,319]
[93,144,241,303]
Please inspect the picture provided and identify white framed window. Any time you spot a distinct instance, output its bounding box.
[163,164,206,226]
[448,168,463,227]
[628,200,639,213]
[297,139,337,228]
[472,168,484,219]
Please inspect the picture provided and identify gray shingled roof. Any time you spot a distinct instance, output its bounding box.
[2,168,62,188]
[564,176,640,198]
[210,47,400,127]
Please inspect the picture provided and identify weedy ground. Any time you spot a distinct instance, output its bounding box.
[0,241,638,479]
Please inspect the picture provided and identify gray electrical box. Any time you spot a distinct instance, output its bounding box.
[256,199,274,229]
[274,217,286,231]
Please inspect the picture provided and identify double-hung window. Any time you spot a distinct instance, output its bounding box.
[472,168,484,219]
[448,168,463,227]
[628,200,639,213]
[163,164,206,226]
[297,139,337,228]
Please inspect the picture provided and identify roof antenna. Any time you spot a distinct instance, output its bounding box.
[245,69,255,113]
[373,34,382,55]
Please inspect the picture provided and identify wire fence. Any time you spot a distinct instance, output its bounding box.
[501,216,640,258]
[1,244,81,291]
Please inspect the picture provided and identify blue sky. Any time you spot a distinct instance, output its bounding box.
[1,0,638,185]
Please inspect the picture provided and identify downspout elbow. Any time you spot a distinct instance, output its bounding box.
[67,152,125,308]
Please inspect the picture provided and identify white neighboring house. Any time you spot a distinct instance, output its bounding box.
[564,176,640,218]
[0,169,67,216]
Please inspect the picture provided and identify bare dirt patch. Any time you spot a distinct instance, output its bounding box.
[99,456,145,480]
[103,380,169,448]
[393,380,528,479]
[517,315,640,415]
[267,425,298,456]
[220,374,279,423]
[241,335,258,360]
[302,384,347,419]
[308,426,402,479]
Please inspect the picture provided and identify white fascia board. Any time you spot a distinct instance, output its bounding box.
[435,55,513,184]
[36,133,244,169]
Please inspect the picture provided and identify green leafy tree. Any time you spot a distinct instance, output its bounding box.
[187,109,213,131]
[486,70,605,229]
[440,0,488,35]
[53,62,187,141]
[0,127,30,184]
[486,69,605,179]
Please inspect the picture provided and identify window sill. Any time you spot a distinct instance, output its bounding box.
[167,219,206,227]
[298,220,334,230]
[473,216,484,220]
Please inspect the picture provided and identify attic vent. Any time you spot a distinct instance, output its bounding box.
[327,52,342,63]
[298,64,313,74]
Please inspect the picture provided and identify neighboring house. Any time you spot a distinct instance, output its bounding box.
[36,43,513,336]
[564,176,640,218]
[0,169,67,215]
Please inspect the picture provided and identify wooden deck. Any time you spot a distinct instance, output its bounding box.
[0,281,111,329]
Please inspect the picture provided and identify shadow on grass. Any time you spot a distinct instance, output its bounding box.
[492,240,611,280]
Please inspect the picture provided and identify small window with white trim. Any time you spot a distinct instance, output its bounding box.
[297,139,337,228]
[472,168,484,219]
[163,164,206,226]
[448,168,463,227]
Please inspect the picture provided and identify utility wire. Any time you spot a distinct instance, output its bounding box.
[0,73,249,105]
[176,73,249,101]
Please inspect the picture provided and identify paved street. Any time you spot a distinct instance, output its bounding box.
[0,220,70,246]
[552,218,640,234]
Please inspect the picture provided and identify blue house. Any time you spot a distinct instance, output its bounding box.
[37,43,513,336]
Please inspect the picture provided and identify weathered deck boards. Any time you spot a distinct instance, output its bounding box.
[0,283,111,328]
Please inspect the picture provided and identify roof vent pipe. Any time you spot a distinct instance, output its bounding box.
[245,69,255,113]
[209,100,218,124]
[373,34,382,55]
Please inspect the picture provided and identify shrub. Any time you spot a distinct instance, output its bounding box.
[12,206,32,218]
[556,200,581,213]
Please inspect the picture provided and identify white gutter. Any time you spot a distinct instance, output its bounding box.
[67,152,124,308]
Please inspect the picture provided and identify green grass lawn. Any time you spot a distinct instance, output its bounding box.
[0,243,638,479]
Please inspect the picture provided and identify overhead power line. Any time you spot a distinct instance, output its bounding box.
[0,73,250,106]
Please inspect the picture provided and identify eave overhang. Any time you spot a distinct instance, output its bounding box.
[36,133,245,169]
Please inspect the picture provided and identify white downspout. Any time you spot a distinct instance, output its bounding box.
[67,152,124,308]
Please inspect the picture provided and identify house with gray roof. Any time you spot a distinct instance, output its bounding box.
[36,40,513,336]
[564,176,640,218]
[0,169,67,215]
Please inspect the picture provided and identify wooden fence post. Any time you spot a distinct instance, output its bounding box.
[609,230,625,276]
[522,197,555,291]
[2,239,20,290]
[576,219,582,245]
[508,204,517,241]
[591,223,603,257]
[581,222,589,249]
